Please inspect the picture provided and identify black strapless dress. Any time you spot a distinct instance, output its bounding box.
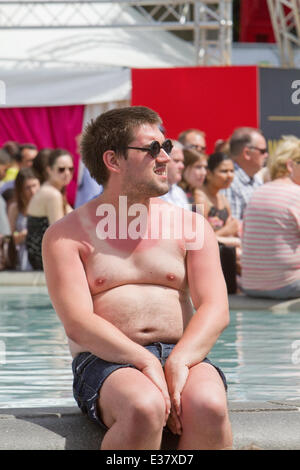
[26,216,49,270]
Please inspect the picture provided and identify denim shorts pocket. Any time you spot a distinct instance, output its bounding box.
[74,377,98,403]
[73,352,95,375]
[72,353,99,402]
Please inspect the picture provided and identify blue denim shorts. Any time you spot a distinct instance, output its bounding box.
[72,342,227,430]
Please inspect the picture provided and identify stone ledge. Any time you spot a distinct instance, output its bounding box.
[228,294,300,313]
[1,272,300,313]
[0,271,46,286]
[0,403,300,450]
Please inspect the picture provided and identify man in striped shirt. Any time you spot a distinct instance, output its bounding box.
[222,127,268,220]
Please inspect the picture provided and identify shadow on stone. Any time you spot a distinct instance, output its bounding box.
[1,407,180,450]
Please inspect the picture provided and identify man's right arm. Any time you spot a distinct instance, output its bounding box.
[42,222,170,420]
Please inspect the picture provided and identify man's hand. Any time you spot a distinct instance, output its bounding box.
[140,357,171,425]
[164,358,189,435]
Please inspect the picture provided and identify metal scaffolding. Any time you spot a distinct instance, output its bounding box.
[267,0,300,67]
[0,1,233,65]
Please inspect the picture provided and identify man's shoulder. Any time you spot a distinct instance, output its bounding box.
[43,205,86,244]
[225,169,250,196]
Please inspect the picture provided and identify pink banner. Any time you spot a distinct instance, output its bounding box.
[0,105,85,206]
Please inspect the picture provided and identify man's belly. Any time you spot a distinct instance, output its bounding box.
[69,284,194,357]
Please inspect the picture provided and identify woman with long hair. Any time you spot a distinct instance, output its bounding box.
[32,148,53,184]
[8,167,40,270]
[195,152,241,293]
[26,148,74,270]
[179,148,208,205]
[198,152,240,240]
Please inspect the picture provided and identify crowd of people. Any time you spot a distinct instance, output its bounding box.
[1,122,300,300]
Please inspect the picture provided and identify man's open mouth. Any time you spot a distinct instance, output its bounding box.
[154,165,167,176]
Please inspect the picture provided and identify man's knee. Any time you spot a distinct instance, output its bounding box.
[127,389,166,431]
[181,387,228,426]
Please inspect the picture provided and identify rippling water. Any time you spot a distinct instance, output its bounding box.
[0,286,74,408]
[0,286,300,407]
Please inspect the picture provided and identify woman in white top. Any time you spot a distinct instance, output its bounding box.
[26,148,74,270]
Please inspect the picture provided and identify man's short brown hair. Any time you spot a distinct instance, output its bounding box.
[81,106,162,186]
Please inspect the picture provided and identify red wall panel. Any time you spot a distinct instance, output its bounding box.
[131,66,259,154]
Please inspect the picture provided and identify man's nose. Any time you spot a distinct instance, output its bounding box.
[157,149,171,163]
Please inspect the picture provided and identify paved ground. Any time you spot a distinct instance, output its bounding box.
[0,401,300,450]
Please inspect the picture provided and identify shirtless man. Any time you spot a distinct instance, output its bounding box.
[42,106,232,450]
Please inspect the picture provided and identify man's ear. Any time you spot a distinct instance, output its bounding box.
[243,146,251,161]
[102,150,121,174]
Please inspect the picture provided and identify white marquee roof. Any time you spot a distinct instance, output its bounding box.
[0,3,195,107]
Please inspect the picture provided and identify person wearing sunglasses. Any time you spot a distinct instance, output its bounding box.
[26,148,74,270]
[178,128,207,154]
[221,126,268,221]
[42,106,232,451]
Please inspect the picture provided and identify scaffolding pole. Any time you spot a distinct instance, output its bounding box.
[267,0,300,67]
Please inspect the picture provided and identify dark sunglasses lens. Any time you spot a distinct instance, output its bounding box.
[163,139,173,155]
[58,167,74,173]
[149,141,161,158]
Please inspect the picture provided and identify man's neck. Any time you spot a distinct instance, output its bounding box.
[100,185,151,212]
[234,157,256,178]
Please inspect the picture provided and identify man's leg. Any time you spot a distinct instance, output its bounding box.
[98,367,166,450]
[177,362,232,450]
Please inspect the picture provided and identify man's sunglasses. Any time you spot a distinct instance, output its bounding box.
[57,166,74,174]
[125,139,173,159]
[247,146,268,155]
[185,144,207,152]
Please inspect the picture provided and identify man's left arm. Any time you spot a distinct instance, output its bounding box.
[164,216,229,426]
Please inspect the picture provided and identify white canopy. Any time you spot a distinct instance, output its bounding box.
[0,3,195,107]
[1,2,297,108]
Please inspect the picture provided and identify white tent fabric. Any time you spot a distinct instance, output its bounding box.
[0,64,131,107]
[0,3,194,107]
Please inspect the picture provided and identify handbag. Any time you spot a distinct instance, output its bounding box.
[218,242,237,294]
[0,235,17,270]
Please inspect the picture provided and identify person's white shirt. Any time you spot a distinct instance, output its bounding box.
[160,184,189,209]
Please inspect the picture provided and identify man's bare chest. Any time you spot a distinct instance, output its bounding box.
[81,238,187,296]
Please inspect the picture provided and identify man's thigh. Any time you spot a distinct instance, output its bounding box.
[98,367,165,429]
